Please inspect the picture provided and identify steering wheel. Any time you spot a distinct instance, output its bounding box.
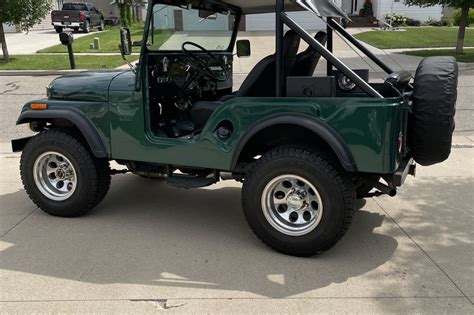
[182,41,228,82]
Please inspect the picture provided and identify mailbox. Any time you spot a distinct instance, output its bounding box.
[59,32,74,45]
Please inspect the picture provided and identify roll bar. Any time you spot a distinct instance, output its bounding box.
[275,0,385,98]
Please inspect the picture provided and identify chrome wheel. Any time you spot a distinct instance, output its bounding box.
[33,152,77,201]
[261,174,323,236]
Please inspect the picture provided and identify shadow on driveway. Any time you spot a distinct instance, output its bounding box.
[0,175,398,298]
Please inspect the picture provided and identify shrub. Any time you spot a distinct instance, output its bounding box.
[384,12,407,27]
[359,0,374,17]
[453,8,474,26]
[441,17,454,27]
[405,17,421,26]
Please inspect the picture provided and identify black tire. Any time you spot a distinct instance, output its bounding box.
[83,20,90,33]
[20,129,111,217]
[98,19,105,31]
[54,26,63,33]
[410,56,457,166]
[242,147,355,257]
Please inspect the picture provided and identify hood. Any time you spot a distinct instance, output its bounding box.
[47,70,125,102]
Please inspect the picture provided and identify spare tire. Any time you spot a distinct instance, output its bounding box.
[410,56,458,166]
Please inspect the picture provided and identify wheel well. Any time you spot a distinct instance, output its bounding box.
[234,124,354,171]
[18,116,108,158]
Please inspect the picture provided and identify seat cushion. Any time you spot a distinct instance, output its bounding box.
[190,101,224,128]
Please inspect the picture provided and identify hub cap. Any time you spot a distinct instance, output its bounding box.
[261,174,323,236]
[33,152,77,201]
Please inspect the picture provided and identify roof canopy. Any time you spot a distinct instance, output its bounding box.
[156,0,348,18]
[225,0,347,17]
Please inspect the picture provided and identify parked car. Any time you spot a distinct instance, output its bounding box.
[13,0,458,257]
[51,2,104,33]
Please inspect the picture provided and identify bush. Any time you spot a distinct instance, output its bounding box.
[441,17,454,27]
[405,17,421,26]
[384,12,407,27]
[453,8,474,26]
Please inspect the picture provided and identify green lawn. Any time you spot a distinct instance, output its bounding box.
[403,48,474,63]
[38,24,173,54]
[0,55,138,70]
[354,27,474,49]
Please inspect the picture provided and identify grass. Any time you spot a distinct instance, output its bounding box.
[403,48,474,63]
[0,55,139,70]
[354,27,474,49]
[38,24,173,54]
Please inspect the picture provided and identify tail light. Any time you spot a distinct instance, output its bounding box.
[79,12,85,22]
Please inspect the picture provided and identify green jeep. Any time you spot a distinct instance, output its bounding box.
[11,0,458,256]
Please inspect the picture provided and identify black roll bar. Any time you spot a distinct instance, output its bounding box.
[281,13,383,98]
[327,18,393,74]
[275,0,285,97]
[326,17,334,76]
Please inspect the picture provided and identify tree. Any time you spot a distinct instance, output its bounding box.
[0,0,52,62]
[405,0,474,54]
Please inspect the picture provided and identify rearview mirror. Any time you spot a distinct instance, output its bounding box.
[119,27,132,56]
[236,40,251,58]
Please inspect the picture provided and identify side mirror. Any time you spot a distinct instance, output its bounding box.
[119,27,132,56]
[236,39,251,58]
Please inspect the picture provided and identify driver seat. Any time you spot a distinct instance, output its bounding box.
[191,31,301,128]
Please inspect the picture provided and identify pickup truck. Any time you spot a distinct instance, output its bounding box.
[51,2,104,33]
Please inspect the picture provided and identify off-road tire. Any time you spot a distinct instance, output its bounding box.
[20,129,111,217]
[83,20,91,33]
[242,147,355,257]
[98,19,105,31]
[54,26,63,33]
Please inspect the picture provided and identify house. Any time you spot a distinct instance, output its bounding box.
[242,0,443,30]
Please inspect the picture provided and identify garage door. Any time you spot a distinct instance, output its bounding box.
[246,12,326,31]
[2,23,17,33]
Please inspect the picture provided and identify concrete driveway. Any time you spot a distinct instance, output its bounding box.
[4,29,94,54]
[0,73,473,312]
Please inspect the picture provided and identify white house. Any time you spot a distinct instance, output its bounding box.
[244,0,443,31]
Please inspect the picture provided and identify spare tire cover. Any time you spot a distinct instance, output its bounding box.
[410,56,458,166]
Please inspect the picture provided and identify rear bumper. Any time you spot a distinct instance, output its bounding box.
[393,157,416,187]
[52,22,81,28]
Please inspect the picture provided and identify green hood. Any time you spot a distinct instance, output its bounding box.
[48,70,125,102]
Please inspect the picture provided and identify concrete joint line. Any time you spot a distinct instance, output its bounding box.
[374,200,473,305]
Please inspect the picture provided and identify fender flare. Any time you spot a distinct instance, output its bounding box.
[16,109,109,158]
[231,114,358,172]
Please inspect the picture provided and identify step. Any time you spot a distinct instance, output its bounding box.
[166,175,216,189]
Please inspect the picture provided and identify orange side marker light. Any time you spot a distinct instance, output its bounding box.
[31,103,48,110]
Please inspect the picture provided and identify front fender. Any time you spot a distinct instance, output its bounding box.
[16,107,109,158]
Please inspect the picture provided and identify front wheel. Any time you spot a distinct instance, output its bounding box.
[20,129,111,217]
[242,147,355,256]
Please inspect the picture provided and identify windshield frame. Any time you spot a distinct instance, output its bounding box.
[144,1,242,53]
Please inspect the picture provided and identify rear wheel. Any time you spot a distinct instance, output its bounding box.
[82,20,91,33]
[54,26,63,33]
[242,147,355,256]
[20,129,111,217]
[98,19,105,31]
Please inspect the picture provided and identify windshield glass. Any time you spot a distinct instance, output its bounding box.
[148,4,237,51]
